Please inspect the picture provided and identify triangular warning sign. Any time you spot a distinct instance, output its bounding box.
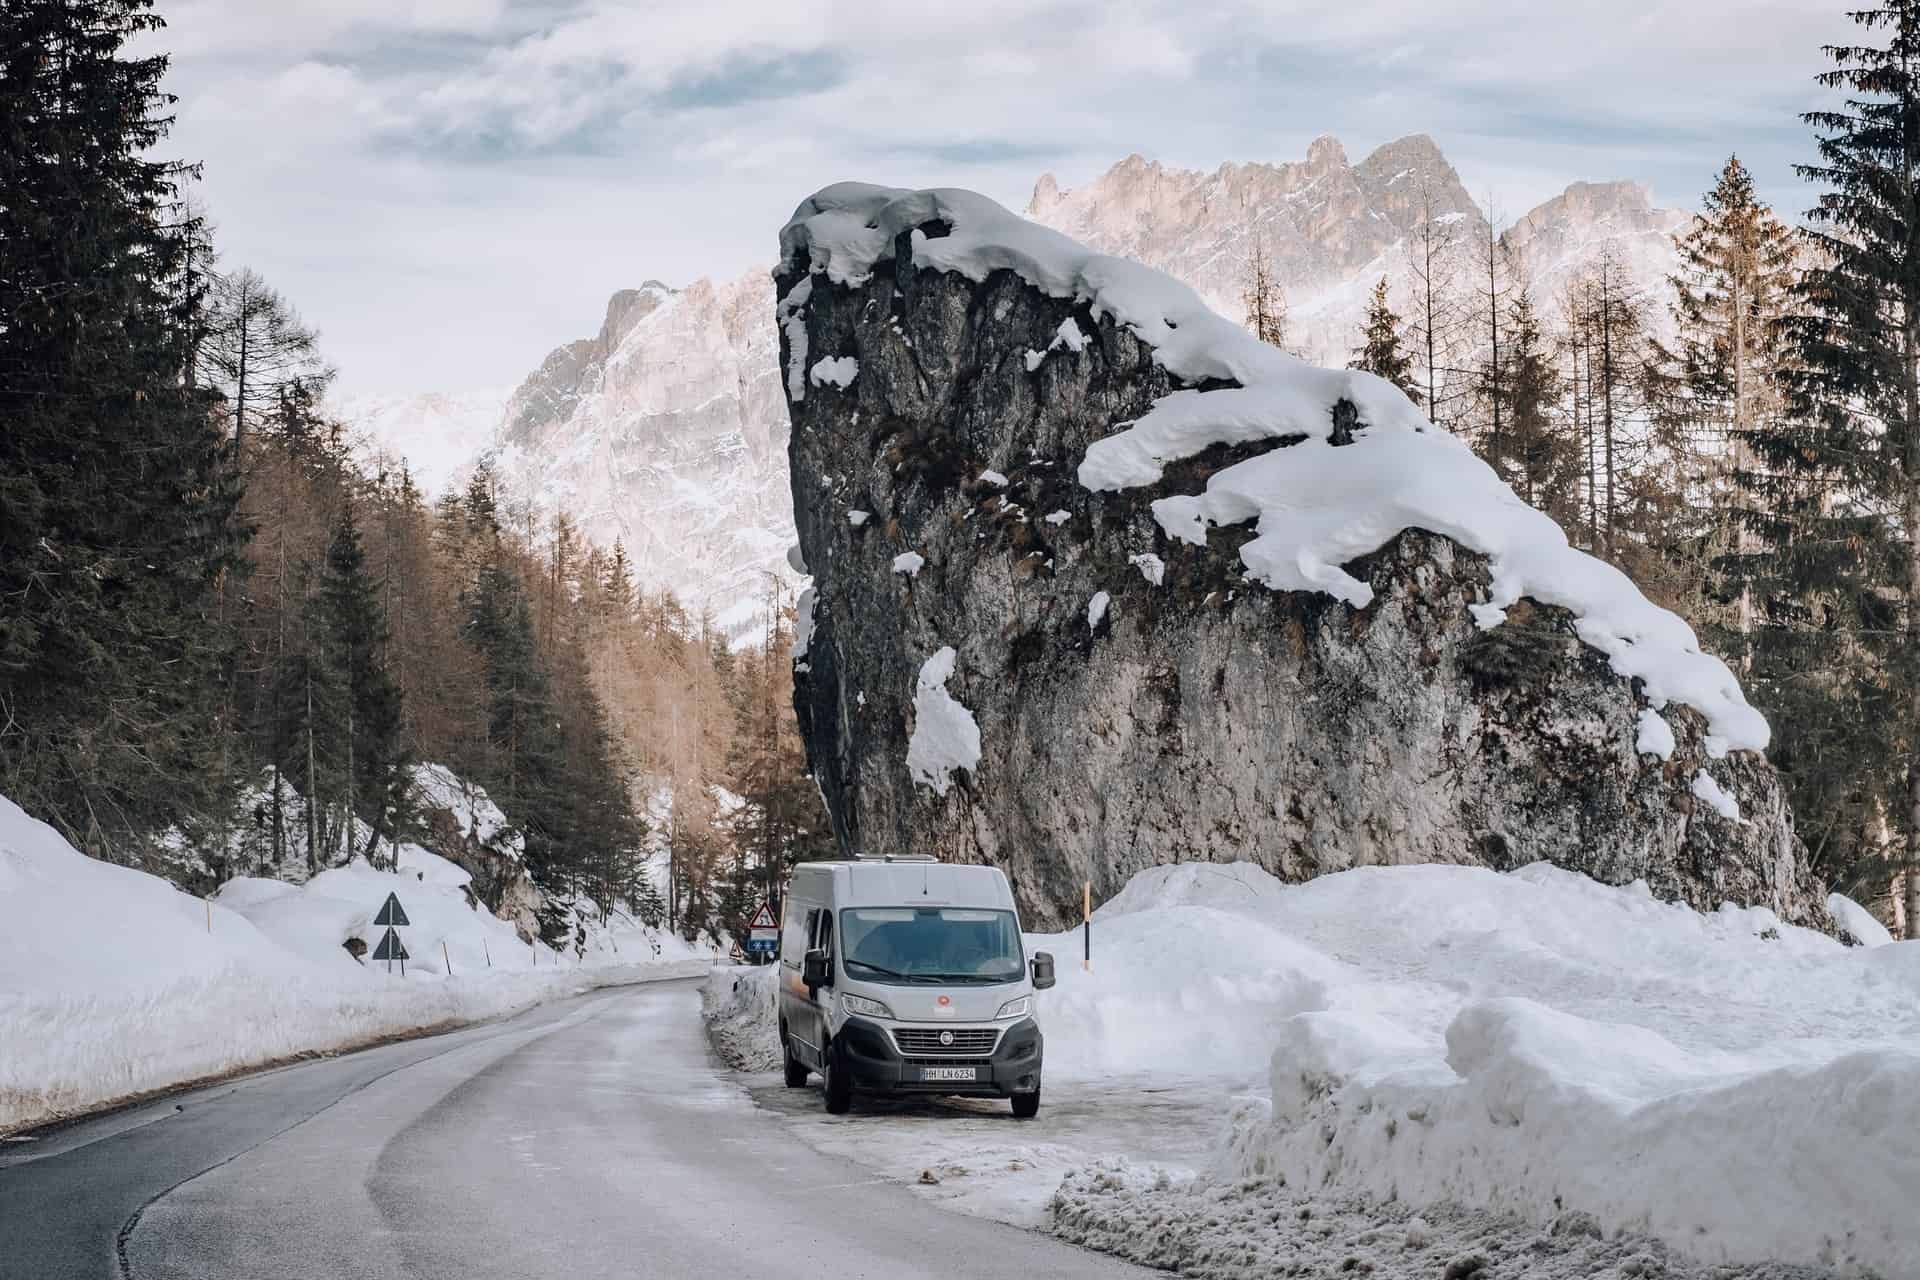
[374,893,409,927]
[748,901,778,930]
[371,927,409,961]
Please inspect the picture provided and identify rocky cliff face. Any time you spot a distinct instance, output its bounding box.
[779,186,1827,933]
[1026,136,1688,365]
[491,272,798,634]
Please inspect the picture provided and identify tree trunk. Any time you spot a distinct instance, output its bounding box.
[1600,268,1617,558]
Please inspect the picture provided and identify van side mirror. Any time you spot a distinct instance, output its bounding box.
[803,948,830,990]
[1030,951,1056,990]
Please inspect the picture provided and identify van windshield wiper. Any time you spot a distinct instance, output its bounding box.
[844,959,912,979]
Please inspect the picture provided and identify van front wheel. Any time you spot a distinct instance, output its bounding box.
[822,1038,853,1114]
[1011,1088,1040,1119]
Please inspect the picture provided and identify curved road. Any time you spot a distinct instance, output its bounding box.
[1,978,1143,1279]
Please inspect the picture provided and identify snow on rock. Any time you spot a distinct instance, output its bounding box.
[1044,509,1071,525]
[1087,591,1111,629]
[891,551,925,576]
[1051,316,1088,353]
[905,647,980,797]
[792,586,816,659]
[977,469,1008,487]
[809,355,859,389]
[1635,708,1676,761]
[847,509,870,527]
[778,276,814,401]
[411,763,518,857]
[780,183,1767,755]
[1127,553,1165,586]
[1828,893,1893,947]
[0,792,713,1134]
[1691,769,1743,822]
[1023,348,1046,373]
[787,543,809,575]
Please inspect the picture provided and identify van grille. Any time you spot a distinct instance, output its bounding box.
[891,1026,1001,1058]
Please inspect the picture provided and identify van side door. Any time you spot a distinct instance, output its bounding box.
[778,902,816,1054]
[807,906,836,1050]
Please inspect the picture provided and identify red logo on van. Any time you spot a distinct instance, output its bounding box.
[936,995,951,1007]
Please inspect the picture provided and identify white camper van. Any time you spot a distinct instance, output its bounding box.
[776,857,1055,1117]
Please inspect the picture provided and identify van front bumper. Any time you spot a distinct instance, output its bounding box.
[835,1016,1043,1097]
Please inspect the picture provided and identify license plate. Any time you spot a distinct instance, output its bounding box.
[919,1066,979,1082]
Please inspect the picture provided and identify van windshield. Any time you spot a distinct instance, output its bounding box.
[839,907,1024,985]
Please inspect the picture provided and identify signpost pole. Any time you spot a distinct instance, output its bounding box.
[442,939,452,976]
[1083,880,1091,972]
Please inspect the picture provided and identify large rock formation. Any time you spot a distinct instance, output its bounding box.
[779,185,1828,933]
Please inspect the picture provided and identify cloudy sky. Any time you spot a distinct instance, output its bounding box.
[147,0,1838,399]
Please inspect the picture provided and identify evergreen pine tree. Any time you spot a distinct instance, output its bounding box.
[1350,277,1421,404]
[318,503,409,867]
[0,0,247,857]
[1761,3,1920,921]
[1498,290,1578,520]
[1650,156,1800,662]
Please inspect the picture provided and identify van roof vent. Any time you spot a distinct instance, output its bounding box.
[851,852,940,863]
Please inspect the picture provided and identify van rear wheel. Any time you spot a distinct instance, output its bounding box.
[822,1037,853,1114]
[1011,1088,1040,1119]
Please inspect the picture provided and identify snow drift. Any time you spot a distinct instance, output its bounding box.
[1035,860,1917,1274]
[0,793,712,1134]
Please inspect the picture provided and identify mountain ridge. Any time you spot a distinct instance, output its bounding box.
[351,134,1694,629]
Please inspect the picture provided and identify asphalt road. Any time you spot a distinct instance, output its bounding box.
[0,977,1144,1279]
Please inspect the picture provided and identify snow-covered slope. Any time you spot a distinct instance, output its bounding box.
[0,792,713,1134]
[337,388,507,498]
[491,273,798,636]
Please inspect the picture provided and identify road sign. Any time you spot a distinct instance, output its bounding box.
[374,893,410,927]
[372,927,409,962]
[746,899,779,952]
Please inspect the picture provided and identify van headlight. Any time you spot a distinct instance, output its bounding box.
[841,992,895,1020]
[995,995,1032,1019]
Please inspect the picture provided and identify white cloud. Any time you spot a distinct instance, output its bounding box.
[151,0,1841,395]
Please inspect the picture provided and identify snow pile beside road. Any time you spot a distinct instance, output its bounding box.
[702,964,781,1072]
[0,794,712,1134]
[1032,861,1920,1274]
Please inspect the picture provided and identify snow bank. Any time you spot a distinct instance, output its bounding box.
[905,646,980,796]
[780,184,1768,754]
[0,793,712,1134]
[701,963,781,1072]
[1025,859,1920,1273]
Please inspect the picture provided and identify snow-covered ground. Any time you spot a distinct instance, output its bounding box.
[705,861,1915,1276]
[0,793,715,1135]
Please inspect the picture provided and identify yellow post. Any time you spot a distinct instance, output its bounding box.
[1082,880,1091,972]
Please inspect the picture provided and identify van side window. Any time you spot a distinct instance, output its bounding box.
[780,904,811,967]
[813,909,833,960]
